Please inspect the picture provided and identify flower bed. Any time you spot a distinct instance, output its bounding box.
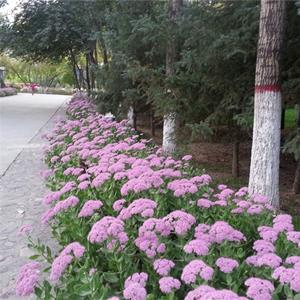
[0,87,17,97]
[17,94,300,300]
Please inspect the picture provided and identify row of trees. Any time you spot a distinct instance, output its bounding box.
[0,0,299,206]
[0,54,75,87]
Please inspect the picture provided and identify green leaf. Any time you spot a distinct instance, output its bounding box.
[29,254,40,260]
[103,272,119,284]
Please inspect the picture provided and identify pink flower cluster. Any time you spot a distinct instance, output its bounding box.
[123,273,148,300]
[50,242,85,281]
[88,216,128,249]
[181,259,214,284]
[118,198,157,220]
[194,221,246,244]
[272,256,300,292]
[41,195,79,224]
[17,224,33,236]
[16,262,40,296]
[135,218,168,258]
[159,276,181,294]
[185,285,247,300]
[244,277,274,300]
[153,259,175,276]
[78,200,103,217]
[215,257,239,273]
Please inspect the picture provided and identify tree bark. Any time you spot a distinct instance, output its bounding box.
[127,106,135,127]
[294,159,300,194]
[150,109,155,137]
[296,104,300,128]
[86,54,91,94]
[249,0,286,208]
[281,107,285,130]
[162,0,182,154]
[294,104,300,194]
[69,49,80,90]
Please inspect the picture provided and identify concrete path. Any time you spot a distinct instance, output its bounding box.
[0,94,68,299]
[0,93,67,176]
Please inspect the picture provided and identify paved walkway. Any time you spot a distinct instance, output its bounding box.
[0,94,68,299]
[0,93,67,175]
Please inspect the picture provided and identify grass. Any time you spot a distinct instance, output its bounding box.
[285,107,296,129]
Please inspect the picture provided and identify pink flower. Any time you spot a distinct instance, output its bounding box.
[245,277,274,300]
[197,198,213,208]
[258,226,278,243]
[286,231,300,245]
[216,257,239,273]
[88,216,128,248]
[17,224,33,236]
[253,240,275,254]
[78,180,90,190]
[60,242,85,258]
[78,200,103,217]
[123,273,148,300]
[182,155,192,161]
[159,277,181,294]
[181,259,214,284]
[125,272,148,288]
[163,210,196,236]
[50,254,73,281]
[185,285,215,300]
[16,262,40,296]
[183,239,210,256]
[153,259,175,276]
[118,198,157,220]
[246,253,282,269]
[113,199,126,212]
[123,283,147,300]
[247,204,263,215]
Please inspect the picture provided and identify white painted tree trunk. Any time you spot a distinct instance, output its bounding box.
[162,112,177,154]
[127,106,134,127]
[249,91,282,207]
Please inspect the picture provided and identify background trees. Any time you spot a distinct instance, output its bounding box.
[1,0,300,205]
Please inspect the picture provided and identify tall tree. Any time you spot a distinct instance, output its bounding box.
[162,0,182,154]
[249,0,286,207]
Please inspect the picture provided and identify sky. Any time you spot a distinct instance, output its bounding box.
[0,0,21,20]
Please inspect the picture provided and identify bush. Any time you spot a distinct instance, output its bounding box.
[19,85,73,95]
[16,94,300,300]
[0,87,17,97]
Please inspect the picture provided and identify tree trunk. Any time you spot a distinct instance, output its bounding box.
[281,107,285,129]
[150,110,155,137]
[69,49,80,90]
[86,54,91,94]
[294,104,300,194]
[296,104,300,128]
[294,160,300,194]
[249,0,286,208]
[127,105,134,127]
[162,0,182,154]
[232,140,240,178]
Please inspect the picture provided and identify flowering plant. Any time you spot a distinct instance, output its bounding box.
[17,94,300,300]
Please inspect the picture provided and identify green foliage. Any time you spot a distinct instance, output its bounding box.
[0,54,74,87]
[2,0,300,135]
[283,129,300,161]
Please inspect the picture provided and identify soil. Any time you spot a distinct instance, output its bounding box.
[136,116,300,216]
